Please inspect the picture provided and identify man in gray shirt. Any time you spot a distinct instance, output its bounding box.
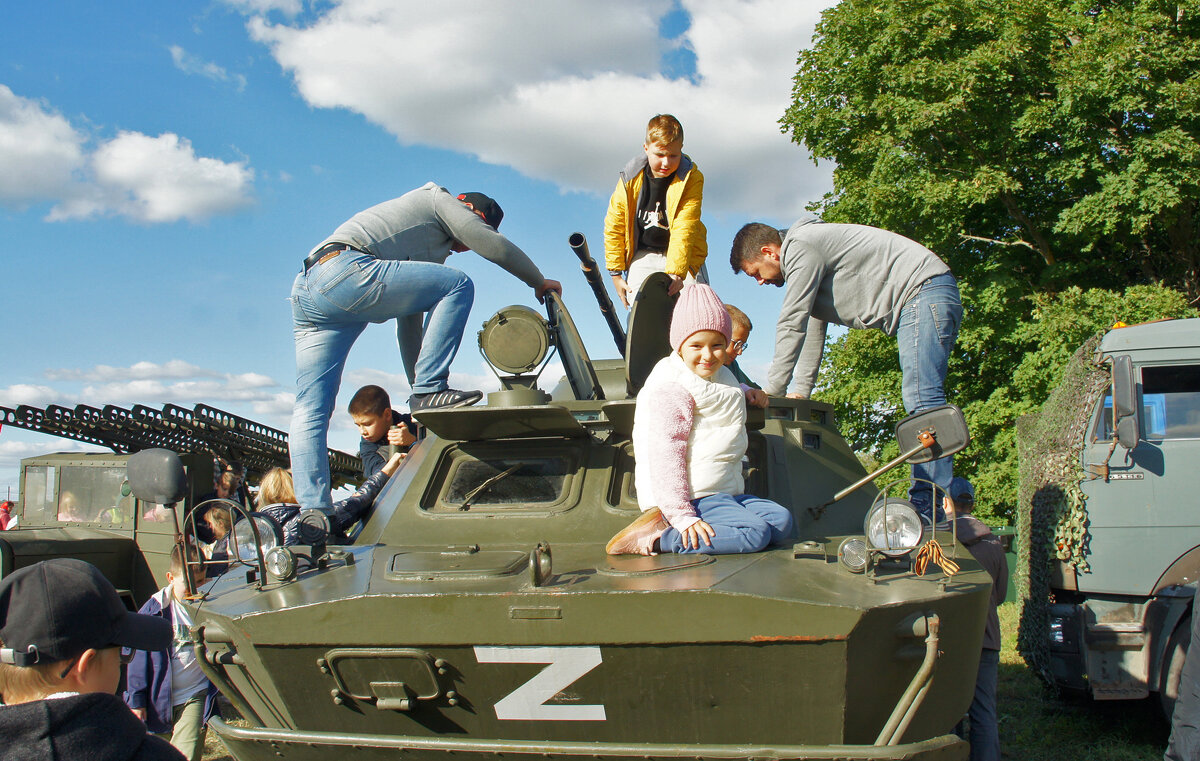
[729,219,961,519]
[290,183,561,513]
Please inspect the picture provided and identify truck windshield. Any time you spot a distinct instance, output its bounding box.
[1142,365,1200,439]
[57,465,135,526]
[1096,364,1200,441]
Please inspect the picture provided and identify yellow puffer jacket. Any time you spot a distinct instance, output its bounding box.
[603,154,707,277]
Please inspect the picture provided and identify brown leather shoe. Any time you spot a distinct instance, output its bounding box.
[605,508,668,555]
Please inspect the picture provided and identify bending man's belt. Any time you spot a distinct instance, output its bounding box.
[303,242,371,272]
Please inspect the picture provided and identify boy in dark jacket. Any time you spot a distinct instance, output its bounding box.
[125,545,220,761]
[349,384,418,480]
[947,477,1007,761]
[0,558,182,761]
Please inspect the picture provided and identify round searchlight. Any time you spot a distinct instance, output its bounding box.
[864,498,925,558]
[477,305,552,375]
[233,512,284,562]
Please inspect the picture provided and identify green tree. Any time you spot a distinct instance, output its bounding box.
[782,0,1200,523]
[822,283,1195,524]
[784,0,1200,294]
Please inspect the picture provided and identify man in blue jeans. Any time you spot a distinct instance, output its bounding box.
[729,219,962,521]
[290,183,562,513]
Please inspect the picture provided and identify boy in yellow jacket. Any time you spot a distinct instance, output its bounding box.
[604,114,708,307]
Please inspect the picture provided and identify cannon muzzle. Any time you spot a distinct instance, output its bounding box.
[569,232,626,356]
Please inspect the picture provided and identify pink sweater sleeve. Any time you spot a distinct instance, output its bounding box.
[643,382,700,532]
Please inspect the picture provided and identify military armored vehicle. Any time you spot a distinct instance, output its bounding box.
[0,402,360,602]
[128,240,994,761]
[1018,318,1200,716]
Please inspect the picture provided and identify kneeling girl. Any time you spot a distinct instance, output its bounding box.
[607,284,794,555]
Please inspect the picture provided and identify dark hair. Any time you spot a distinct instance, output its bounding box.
[348,385,390,416]
[729,223,782,273]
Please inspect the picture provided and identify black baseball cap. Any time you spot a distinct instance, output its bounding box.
[0,558,171,667]
[456,192,504,229]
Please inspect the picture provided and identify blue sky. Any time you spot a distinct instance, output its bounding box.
[0,0,836,498]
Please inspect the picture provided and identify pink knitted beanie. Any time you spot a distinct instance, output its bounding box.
[669,284,732,351]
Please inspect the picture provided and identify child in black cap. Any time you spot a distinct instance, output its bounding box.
[0,558,184,760]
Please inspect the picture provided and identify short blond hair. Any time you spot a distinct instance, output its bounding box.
[645,114,683,147]
[0,638,70,704]
[724,304,752,333]
[257,467,297,507]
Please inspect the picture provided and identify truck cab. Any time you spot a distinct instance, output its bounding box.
[1,450,223,606]
[1039,318,1200,712]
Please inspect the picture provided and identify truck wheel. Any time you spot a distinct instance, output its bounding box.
[1161,614,1192,721]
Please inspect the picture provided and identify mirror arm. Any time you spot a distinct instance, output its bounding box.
[809,429,936,519]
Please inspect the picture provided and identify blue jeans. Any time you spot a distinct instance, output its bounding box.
[289,252,474,511]
[896,273,961,521]
[659,493,795,554]
[956,648,999,761]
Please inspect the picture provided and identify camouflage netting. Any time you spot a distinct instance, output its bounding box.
[1015,333,1109,684]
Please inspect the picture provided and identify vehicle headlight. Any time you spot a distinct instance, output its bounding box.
[837,537,868,573]
[864,498,924,558]
[232,512,283,562]
[265,546,298,581]
[1049,617,1066,645]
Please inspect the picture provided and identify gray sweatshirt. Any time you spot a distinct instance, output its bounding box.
[314,182,544,287]
[313,182,546,384]
[766,219,950,396]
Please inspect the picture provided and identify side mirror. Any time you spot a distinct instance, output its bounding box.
[895,404,971,463]
[1111,354,1140,450]
[127,448,189,506]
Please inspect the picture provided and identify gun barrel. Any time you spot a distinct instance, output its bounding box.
[568,232,626,357]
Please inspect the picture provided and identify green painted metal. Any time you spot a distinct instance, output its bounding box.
[187,283,991,761]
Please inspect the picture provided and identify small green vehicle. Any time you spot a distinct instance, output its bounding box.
[0,403,362,602]
[127,238,993,761]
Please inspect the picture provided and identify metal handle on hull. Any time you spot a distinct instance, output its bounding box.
[875,613,941,746]
[193,625,264,726]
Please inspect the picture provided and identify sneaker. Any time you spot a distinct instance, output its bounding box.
[605,508,668,555]
[409,388,483,413]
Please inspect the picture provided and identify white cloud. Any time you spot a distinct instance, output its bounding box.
[0,384,63,408]
[0,86,255,223]
[2,361,289,421]
[49,131,255,223]
[46,359,219,382]
[0,85,85,204]
[242,0,835,220]
[169,45,247,91]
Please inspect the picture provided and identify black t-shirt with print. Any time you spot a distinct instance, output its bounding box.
[635,168,674,252]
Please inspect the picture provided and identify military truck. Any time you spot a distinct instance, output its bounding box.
[1017,318,1200,716]
[0,402,360,603]
[128,249,995,761]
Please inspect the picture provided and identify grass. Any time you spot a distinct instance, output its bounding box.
[997,602,1168,760]
[201,602,1171,760]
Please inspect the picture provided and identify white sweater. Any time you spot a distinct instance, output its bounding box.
[632,353,747,531]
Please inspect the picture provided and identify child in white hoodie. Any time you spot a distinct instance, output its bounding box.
[606,284,794,555]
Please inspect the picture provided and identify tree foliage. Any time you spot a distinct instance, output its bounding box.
[782,0,1200,523]
[785,0,1200,295]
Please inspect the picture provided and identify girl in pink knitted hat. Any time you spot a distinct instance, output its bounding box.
[606,284,794,555]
